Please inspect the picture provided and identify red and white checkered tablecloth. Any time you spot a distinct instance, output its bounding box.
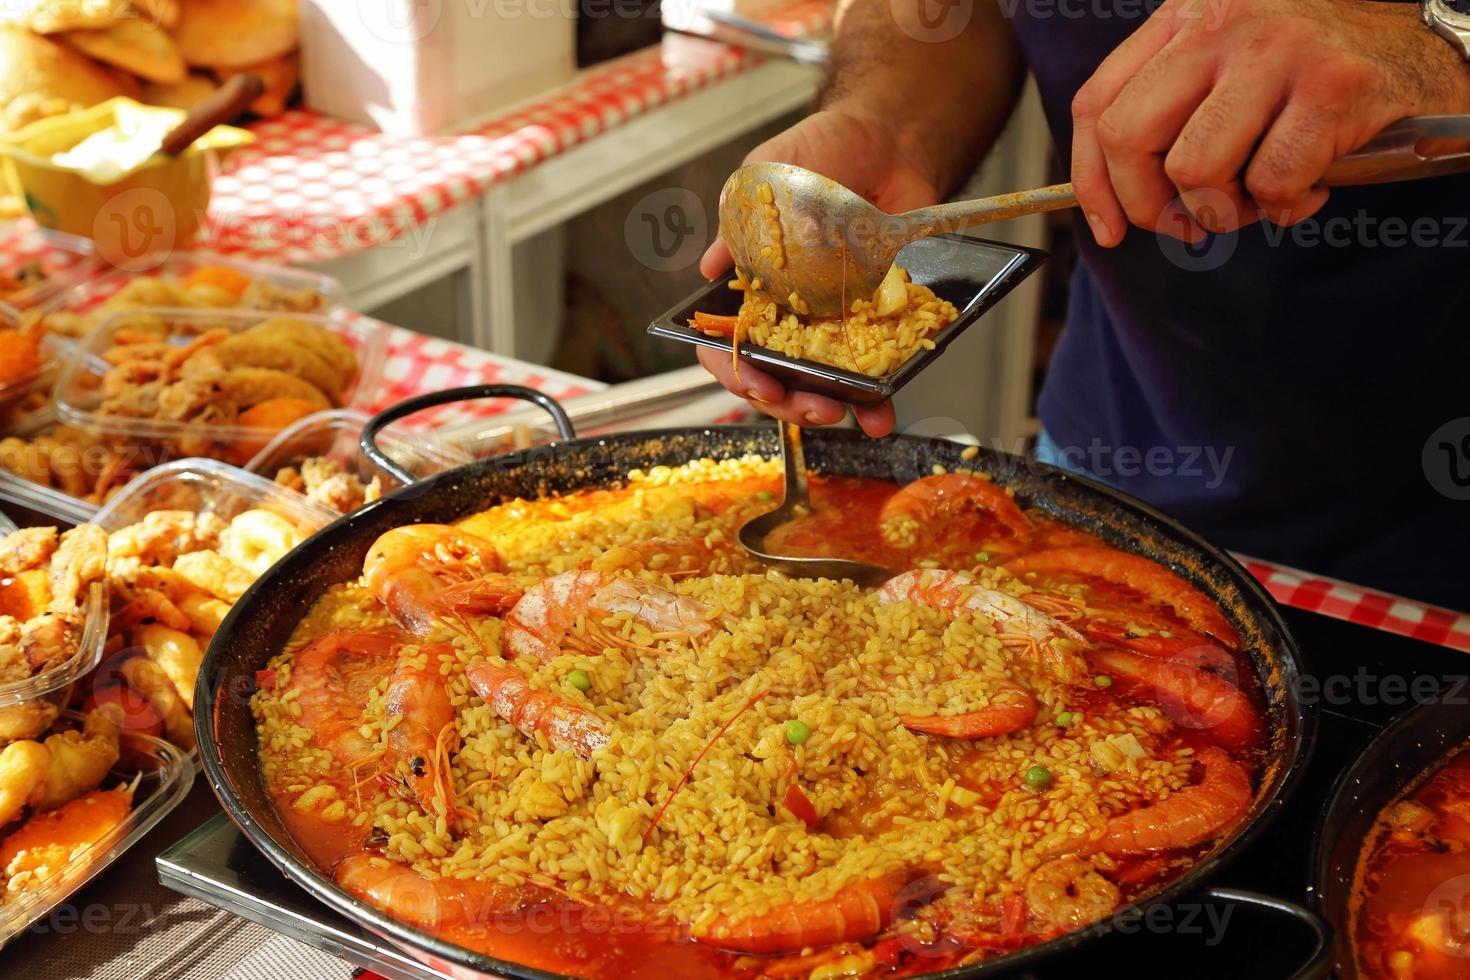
[367,325,600,428]
[201,35,757,264]
[1239,557,1470,653]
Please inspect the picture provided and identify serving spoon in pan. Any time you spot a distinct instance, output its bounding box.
[738,422,894,587]
[722,114,1470,317]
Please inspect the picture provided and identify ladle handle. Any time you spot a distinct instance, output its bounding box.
[906,183,1077,237]
[778,422,810,511]
[160,73,263,156]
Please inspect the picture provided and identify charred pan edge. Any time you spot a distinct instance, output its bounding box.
[197,426,1313,980]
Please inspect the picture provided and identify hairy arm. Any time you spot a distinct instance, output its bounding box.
[820,0,1028,198]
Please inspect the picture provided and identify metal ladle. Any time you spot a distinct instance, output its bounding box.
[720,115,1470,317]
[738,422,893,586]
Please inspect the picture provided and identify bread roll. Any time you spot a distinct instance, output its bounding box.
[0,27,125,133]
[63,18,187,84]
[174,0,299,70]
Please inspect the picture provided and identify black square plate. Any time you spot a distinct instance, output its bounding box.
[647,234,1048,404]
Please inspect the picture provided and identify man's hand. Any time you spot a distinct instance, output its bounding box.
[692,0,1026,438]
[1071,0,1470,245]
[697,110,943,437]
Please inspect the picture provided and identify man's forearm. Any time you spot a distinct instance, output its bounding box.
[819,0,1026,197]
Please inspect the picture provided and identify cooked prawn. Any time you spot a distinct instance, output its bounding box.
[288,630,402,773]
[465,661,610,758]
[335,852,516,931]
[0,701,59,745]
[877,569,1088,685]
[880,473,1034,548]
[584,537,717,578]
[119,656,195,750]
[1089,746,1252,856]
[897,681,1039,739]
[0,705,122,827]
[47,524,107,615]
[363,525,520,635]
[1007,546,1240,647]
[504,570,714,663]
[1023,856,1120,929]
[692,873,908,954]
[1090,649,1261,752]
[133,624,204,712]
[172,549,255,603]
[385,643,459,822]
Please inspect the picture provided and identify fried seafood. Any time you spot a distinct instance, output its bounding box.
[103,507,307,750]
[0,705,122,827]
[0,425,139,506]
[0,526,106,685]
[273,456,383,513]
[84,316,357,458]
[40,265,331,341]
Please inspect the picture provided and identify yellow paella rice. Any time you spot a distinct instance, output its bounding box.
[251,456,1201,932]
[729,267,959,377]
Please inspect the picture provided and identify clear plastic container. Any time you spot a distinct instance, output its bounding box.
[0,580,108,709]
[34,252,345,334]
[241,408,466,513]
[0,713,194,948]
[52,307,390,457]
[0,510,16,534]
[0,406,156,525]
[91,458,340,536]
[0,226,97,327]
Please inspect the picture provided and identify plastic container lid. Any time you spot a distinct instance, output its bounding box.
[35,251,346,328]
[0,713,194,948]
[52,306,389,455]
[91,457,340,535]
[242,408,466,512]
[0,406,140,525]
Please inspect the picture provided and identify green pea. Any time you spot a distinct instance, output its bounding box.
[1094,674,1113,688]
[974,551,991,563]
[1055,711,1074,727]
[1091,766,1108,779]
[755,491,775,502]
[786,719,811,746]
[1024,765,1053,790]
[567,669,591,693]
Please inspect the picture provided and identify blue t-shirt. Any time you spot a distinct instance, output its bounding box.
[1009,3,1470,609]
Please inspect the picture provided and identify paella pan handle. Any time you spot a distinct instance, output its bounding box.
[360,384,577,486]
[1200,887,1333,979]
